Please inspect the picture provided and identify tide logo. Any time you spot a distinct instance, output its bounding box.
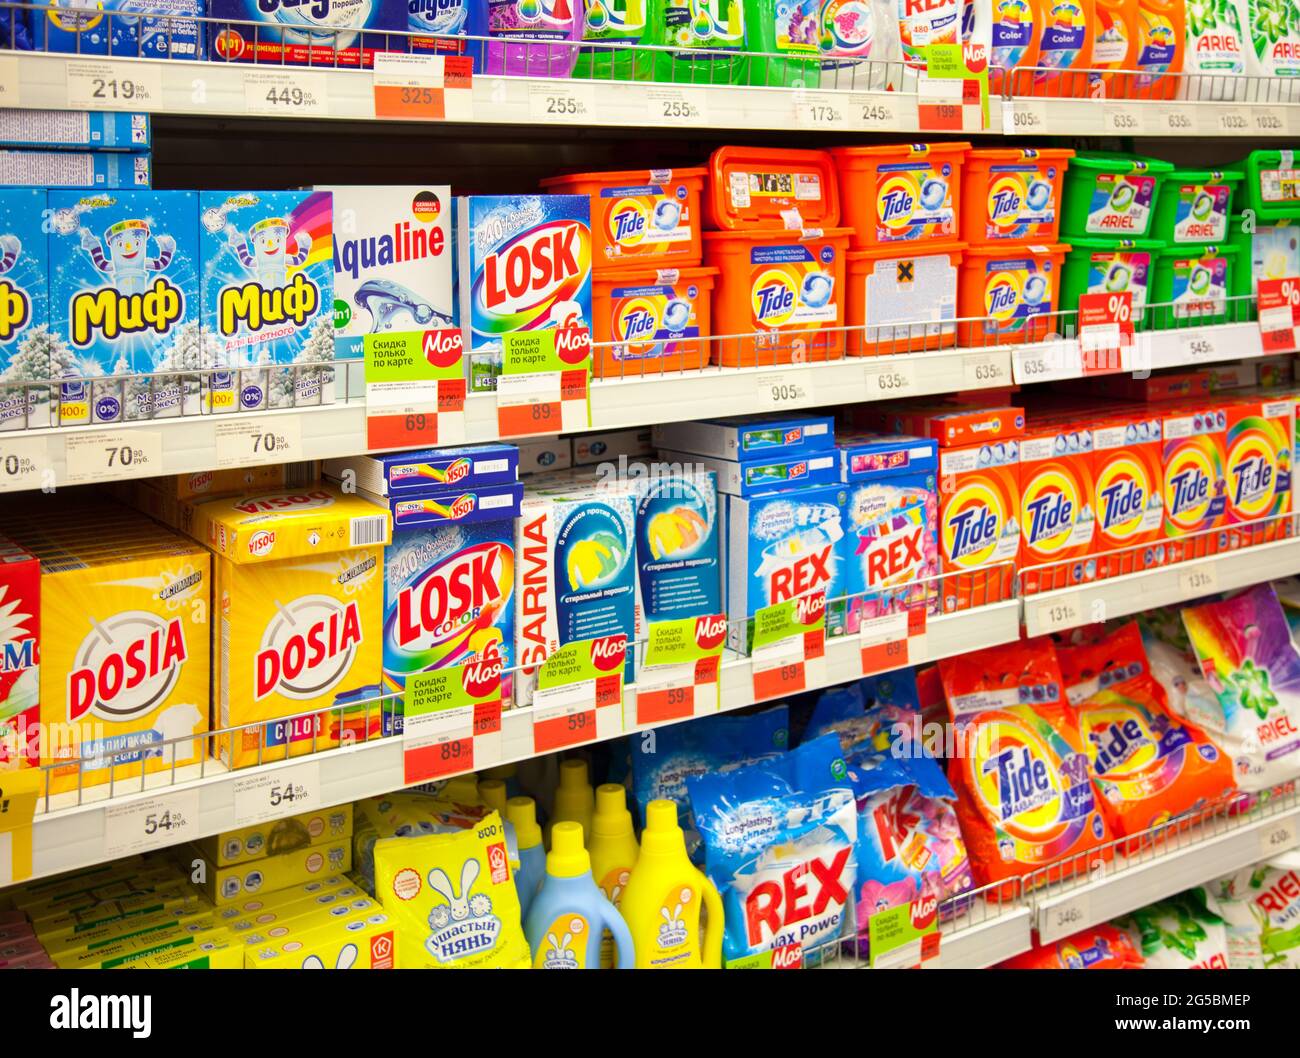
[972,719,1068,832]
[480,220,591,319]
[1096,456,1153,541]
[1081,706,1160,777]
[1227,427,1281,518]
[942,478,1007,566]
[255,595,363,701]
[1022,467,1086,554]
[877,174,919,231]
[1164,444,1219,529]
[68,613,188,722]
[987,175,1026,230]
[0,277,31,343]
[392,542,512,652]
[607,199,650,248]
[984,270,1023,323]
[615,295,662,350]
[751,268,799,326]
[71,277,186,347]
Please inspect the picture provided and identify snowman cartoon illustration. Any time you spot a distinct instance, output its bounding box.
[0,234,20,275]
[80,218,175,296]
[227,215,310,289]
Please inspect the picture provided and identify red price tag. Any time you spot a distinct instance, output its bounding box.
[533,708,597,754]
[367,409,439,451]
[372,55,471,121]
[497,399,561,437]
[438,377,466,413]
[636,684,696,725]
[1258,276,1300,354]
[1078,291,1133,374]
[862,637,909,676]
[917,101,963,131]
[753,659,807,701]
[473,699,501,737]
[404,734,473,783]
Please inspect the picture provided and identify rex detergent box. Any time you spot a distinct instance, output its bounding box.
[187,486,390,769]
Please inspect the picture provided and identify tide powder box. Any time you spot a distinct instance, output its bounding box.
[1161,401,1228,562]
[1223,397,1293,543]
[1017,424,1098,594]
[937,439,1020,612]
[1093,414,1166,578]
[0,188,49,431]
[323,441,518,497]
[652,414,834,462]
[197,804,354,868]
[657,447,838,496]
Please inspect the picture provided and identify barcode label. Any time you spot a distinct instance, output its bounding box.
[350,515,387,547]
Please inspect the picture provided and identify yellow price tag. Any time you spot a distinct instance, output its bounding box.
[0,769,40,885]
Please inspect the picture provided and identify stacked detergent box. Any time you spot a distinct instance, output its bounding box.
[322,443,523,732]
[206,0,406,68]
[0,110,153,189]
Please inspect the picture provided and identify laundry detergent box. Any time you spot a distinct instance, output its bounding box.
[838,433,939,632]
[516,434,572,474]
[572,427,653,467]
[1017,422,1098,595]
[207,0,407,67]
[48,189,199,425]
[244,900,395,969]
[455,195,593,394]
[0,534,39,770]
[937,438,1020,612]
[0,111,150,151]
[198,804,355,868]
[323,442,518,498]
[657,447,839,496]
[1162,400,1228,561]
[0,188,49,432]
[323,184,454,361]
[1223,396,1293,544]
[200,840,353,906]
[633,467,721,631]
[200,190,334,413]
[1093,412,1166,577]
[27,0,203,58]
[725,481,849,653]
[652,413,835,462]
[0,149,151,188]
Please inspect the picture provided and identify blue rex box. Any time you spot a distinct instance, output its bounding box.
[0,111,150,150]
[634,468,720,628]
[0,188,50,431]
[322,442,518,497]
[48,189,199,425]
[207,0,406,66]
[652,413,835,462]
[27,0,204,59]
[200,190,334,413]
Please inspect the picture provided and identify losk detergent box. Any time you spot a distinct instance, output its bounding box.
[1092,412,1166,578]
[1223,396,1293,545]
[455,195,593,394]
[200,190,334,414]
[197,803,354,867]
[652,413,835,462]
[323,441,518,498]
[837,432,939,632]
[370,478,523,733]
[656,447,838,496]
[26,0,204,58]
[725,481,849,653]
[0,188,50,431]
[514,480,637,702]
[244,901,395,969]
[207,0,407,67]
[1161,399,1228,562]
[937,438,1021,612]
[47,189,199,426]
[1017,422,1098,594]
[197,839,353,906]
[0,533,39,770]
[322,184,454,361]
[186,485,390,770]
[632,467,721,632]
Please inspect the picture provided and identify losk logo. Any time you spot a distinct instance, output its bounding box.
[483,221,588,314]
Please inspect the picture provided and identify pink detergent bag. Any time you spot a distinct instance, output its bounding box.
[464,0,584,77]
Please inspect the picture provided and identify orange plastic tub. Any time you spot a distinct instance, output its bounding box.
[590,266,718,378]
[830,142,969,250]
[703,146,841,231]
[960,148,1074,245]
[541,167,707,272]
[845,241,965,355]
[702,227,851,366]
[956,242,1070,347]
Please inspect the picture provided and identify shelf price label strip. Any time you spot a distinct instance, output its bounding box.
[403,659,504,784]
[372,53,472,122]
[859,605,927,677]
[364,328,467,450]
[531,636,627,754]
[496,328,592,437]
[750,592,826,702]
[0,770,38,887]
[636,614,726,726]
[1258,276,1300,354]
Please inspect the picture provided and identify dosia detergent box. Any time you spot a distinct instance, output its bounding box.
[0,188,49,431]
[324,184,454,361]
[1223,397,1293,544]
[200,190,334,412]
[937,440,1020,612]
[48,189,200,425]
[1161,401,1228,562]
[187,486,390,770]
[1093,414,1166,578]
[0,533,39,770]
[456,195,593,393]
[1017,423,1097,594]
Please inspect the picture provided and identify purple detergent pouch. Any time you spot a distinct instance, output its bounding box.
[463,0,584,77]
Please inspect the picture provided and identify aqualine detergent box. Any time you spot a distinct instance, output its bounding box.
[48,189,199,426]
[0,149,151,188]
[937,439,1020,612]
[1223,397,1292,543]
[323,185,453,361]
[658,447,838,496]
[27,0,203,58]
[1092,414,1165,578]
[725,481,848,653]
[207,0,407,66]
[0,188,50,432]
[323,441,518,497]
[1161,401,1228,562]
[0,111,150,151]
[652,414,834,462]
[455,195,593,393]
[200,190,334,413]
[1017,424,1097,594]
[837,433,939,632]
[0,534,39,770]
[633,469,721,631]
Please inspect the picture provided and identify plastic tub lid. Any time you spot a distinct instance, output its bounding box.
[1065,236,1165,251]
[848,240,968,262]
[1165,168,1243,183]
[1154,242,1239,257]
[1069,152,1175,174]
[705,146,841,229]
[541,166,707,189]
[830,141,972,160]
[595,264,720,281]
[965,147,1076,163]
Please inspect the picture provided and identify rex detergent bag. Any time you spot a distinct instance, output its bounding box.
[1058,621,1235,842]
[939,638,1112,899]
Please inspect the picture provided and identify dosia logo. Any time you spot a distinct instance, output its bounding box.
[219,272,319,337]
[68,612,188,722]
[234,489,335,516]
[608,200,649,248]
[0,278,31,342]
[743,847,852,949]
[480,221,591,321]
[70,277,185,347]
[256,595,363,701]
[751,269,798,327]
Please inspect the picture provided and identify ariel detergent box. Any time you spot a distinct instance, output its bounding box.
[207,0,407,67]
[200,190,334,413]
[455,195,592,393]
[0,188,49,431]
[48,189,199,425]
[323,185,454,361]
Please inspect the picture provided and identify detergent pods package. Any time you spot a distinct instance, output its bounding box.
[687,734,857,966]
[1182,583,1300,791]
[372,811,531,968]
[1058,622,1235,842]
[997,923,1144,969]
[939,638,1112,897]
[1116,886,1230,969]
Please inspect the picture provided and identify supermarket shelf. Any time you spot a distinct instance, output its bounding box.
[939,903,1036,969]
[1142,320,1268,372]
[995,94,1300,138]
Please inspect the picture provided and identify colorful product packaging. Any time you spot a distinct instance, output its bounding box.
[937,438,1020,612]
[961,148,1075,244]
[0,533,39,769]
[997,923,1144,969]
[1061,153,1173,239]
[1092,412,1166,577]
[589,266,717,378]
[1161,400,1227,561]
[1115,887,1230,969]
[1215,861,1300,969]
[323,442,519,498]
[197,804,354,867]
[830,142,968,250]
[653,413,834,462]
[0,148,151,188]
[572,427,653,466]
[868,403,1025,448]
[632,468,721,629]
[844,242,963,354]
[0,188,50,431]
[660,447,838,495]
[1017,422,1097,594]
[26,0,203,57]
[244,902,395,969]
[702,147,841,231]
[1149,242,1238,327]
[207,0,406,66]
[0,110,150,150]
[1151,169,1241,245]
[198,840,353,906]
[956,242,1069,347]
[1223,397,1293,545]
[1059,237,1158,329]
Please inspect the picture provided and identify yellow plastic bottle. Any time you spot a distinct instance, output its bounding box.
[479,778,509,815]
[550,759,595,845]
[618,800,723,969]
[588,784,640,969]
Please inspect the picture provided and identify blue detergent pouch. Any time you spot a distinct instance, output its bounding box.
[687,734,857,966]
[803,670,921,753]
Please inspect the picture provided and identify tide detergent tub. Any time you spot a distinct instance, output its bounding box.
[48,189,199,426]
[961,148,1074,244]
[1061,153,1173,239]
[1223,396,1293,544]
[845,242,963,354]
[455,195,592,393]
[1059,237,1160,330]
[0,188,49,431]
[703,147,840,231]
[1161,401,1228,562]
[200,190,334,412]
[188,486,390,769]
[541,168,706,271]
[1149,243,1237,328]
[956,242,1068,346]
[207,0,406,67]
[831,142,968,249]
[633,468,721,628]
[1093,412,1166,577]
[590,266,717,378]
[1151,169,1241,245]
[703,227,850,365]
[1017,422,1097,594]
[938,437,1020,612]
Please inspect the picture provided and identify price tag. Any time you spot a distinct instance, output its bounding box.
[529,80,595,122]
[868,896,941,968]
[103,789,201,859]
[1180,330,1219,360]
[636,614,726,726]
[232,762,321,826]
[372,53,473,122]
[793,91,848,129]
[64,429,162,485]
[750,593,826,702]
[1039,892,1092,944]
[1257,276,1300,354]
[851,93,899,129]
[403,659,503,784]
[365,329,467,450]
[1156,105,1199,135]
[647,89,707,125]
[917,74,966,131]
[1260,815,1299,859]
[0,770,38,887]
[1253,106,1287,134]
[1034,593,1085,634]
[864,358,919,396]
[496,329,591,437]
[0,57,18,106]
[215,416,303,469]
[1012,340,1080,384]
[1178,562,1218,597]
[1002,99,1047,136]
[1214,105,1251,134]
[754,371,814,410]
[963,351,1010,389]
[531,636,626,753]
[1077,291,1133,374]
[66,61,163,110]
[859,610,909,676]
[244,70,329,117]
[0,434,50,492]
[1102,103,1146,134]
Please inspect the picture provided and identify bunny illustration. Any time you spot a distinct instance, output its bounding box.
[428,858,483,922]
[302,943,358,970]
[543,932,577,968]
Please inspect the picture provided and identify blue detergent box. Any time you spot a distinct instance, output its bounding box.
[26,0,204,59]
[48,189,200,425]
[200,190,334,413]
[206,0,406,67]
[0,150,151,188]
[0,188,50,431]
[455,195,593,393]
[323,442,519,497]
[658,446,839,496]
[653,413,836,462]
[634,468,721,629]
[0,111,150,151]
[837,433,940,634]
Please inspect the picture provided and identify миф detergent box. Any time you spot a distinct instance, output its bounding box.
[0,188,49,431]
